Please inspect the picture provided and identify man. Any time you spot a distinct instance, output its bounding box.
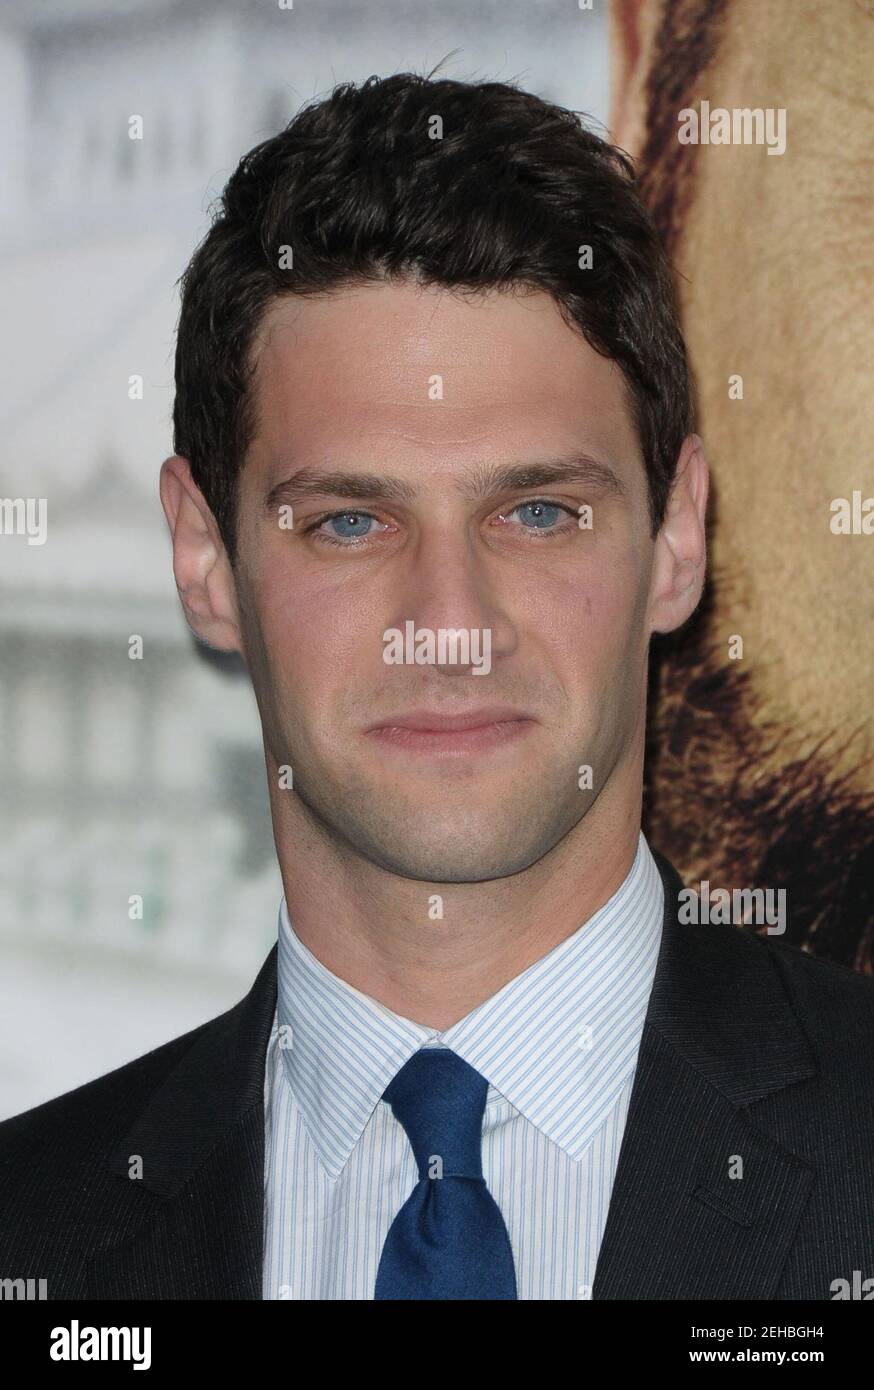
[608,0,874,972]
[1,73,872,1301]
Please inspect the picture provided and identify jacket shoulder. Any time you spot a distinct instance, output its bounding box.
[760,929,874,1002]
[0,1007,224,1219]
[0,946,277,1292]
[754,929,874,1063]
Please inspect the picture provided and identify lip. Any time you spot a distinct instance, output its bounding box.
[368,706,534,733]
[364,707,537,757]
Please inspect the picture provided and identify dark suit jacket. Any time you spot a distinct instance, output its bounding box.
[2,851,873,1300]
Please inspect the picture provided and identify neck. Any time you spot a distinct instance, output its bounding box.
[267,761,642,1031]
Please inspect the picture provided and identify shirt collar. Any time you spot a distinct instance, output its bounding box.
[275,831,663,1177]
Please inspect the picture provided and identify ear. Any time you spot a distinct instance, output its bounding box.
[648,434,709,636]
[607,0,664,157]
[159,454,244,654]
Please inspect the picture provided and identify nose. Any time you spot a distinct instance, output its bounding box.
[386,523,517,677]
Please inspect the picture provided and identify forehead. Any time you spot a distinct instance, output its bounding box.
[247,280,643,489]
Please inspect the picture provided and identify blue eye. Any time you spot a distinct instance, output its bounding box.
[502,500,580,538]
[315,511,379,542]
[513,501,564,529]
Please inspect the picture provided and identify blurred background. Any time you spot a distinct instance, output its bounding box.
[0,0,610,1118]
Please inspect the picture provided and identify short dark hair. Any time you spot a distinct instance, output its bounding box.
[173,72,693,565]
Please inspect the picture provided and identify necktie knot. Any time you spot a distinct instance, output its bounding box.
[382,1047,488,1181]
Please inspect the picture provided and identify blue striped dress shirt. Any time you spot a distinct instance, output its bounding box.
[262,830,664,1299]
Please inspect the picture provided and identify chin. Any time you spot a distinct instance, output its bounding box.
[365,833,545,885]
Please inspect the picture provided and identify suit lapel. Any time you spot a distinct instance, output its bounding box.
[593,853,817,1299]
[87,944,278,1300]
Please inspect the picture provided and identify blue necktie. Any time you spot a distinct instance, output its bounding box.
[374,1047,518,1299]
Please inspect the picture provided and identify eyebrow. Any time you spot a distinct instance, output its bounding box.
[264,454,627,511]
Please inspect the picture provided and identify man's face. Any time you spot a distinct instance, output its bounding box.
[228,282,659,883]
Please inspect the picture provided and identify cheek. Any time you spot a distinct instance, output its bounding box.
[251,560,387,698]
[532,547,645,667]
